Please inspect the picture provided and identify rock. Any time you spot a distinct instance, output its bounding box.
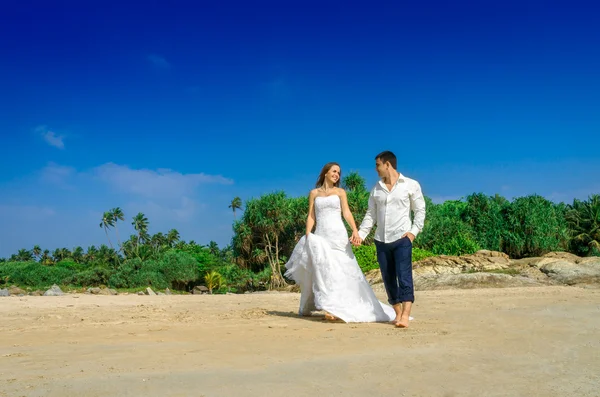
[43,284,64,296]
[414,251,511,275]
[165,288,172,295]
[0,288,9,297]
[29,290,43,296]
[146,287,156,296]
[472,250,510,259]
[414,273,546,290]
[109,289,118,295]
[8,286,26,295]
[543,252,582,262]
[137,291,145,295]
[157,292,166,295]
[539,259,600,286]
[87,287,101,295]
[193,286,209,295]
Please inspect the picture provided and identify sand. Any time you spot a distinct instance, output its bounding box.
[1,286,599,397]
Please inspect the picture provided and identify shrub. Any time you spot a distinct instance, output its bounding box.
[0,261,74,288]
[353,244,379,272]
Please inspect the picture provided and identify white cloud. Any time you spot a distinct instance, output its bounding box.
[0,162,236,256]
[147,54,170,69]
[40,162,76,187]
[36,125,65,149]
[93,162,233,200]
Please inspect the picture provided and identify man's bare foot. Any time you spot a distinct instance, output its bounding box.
[394,316,410,328]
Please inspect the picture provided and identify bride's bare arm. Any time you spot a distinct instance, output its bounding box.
[338,189,360,240]
[306,190,317,236]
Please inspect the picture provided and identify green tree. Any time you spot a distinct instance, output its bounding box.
[72,247,84,263]
[16,249,33,262]
[463,193,508,251]
[99,211,115,249]
[566,194,600,256]
[229,197,243,220]
[32,245,42,261]
[204,270,223,294]
[167,229,180,248]
[110,207,125,248]
[132,212,149,258]
[502,194,568,258]
[233,191,292,288]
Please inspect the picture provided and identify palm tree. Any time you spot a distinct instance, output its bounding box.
[229,197,243,220]
[100,211,115,249]
[86,246,98,262]
[72,247,84,263]
[41,249,53,265]
[204,270,223,294]
[132,212,149,245]
[16,249,33,262]
[60,247,71,260]
[150,232,166,256]
[110,207,125,249]
[208,241,220,256]
[32,245,42,261]
[167,229,180,247]
[566,194,600,256]
[52,248,62,262]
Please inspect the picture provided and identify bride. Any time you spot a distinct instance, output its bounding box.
[284,162,397,323]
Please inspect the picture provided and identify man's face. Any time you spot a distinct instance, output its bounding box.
[375,158,388,178]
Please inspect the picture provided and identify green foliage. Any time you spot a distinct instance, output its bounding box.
[431,233,481,256]
[353,244,437,273]
[463,193,508,251]
[566,194,600,257]
[66,267,112,287]
[107,251,198,290]
[502,195,568,258]
[0,261,73,288]
[204,270,224,293]
[159,250,198,287]
[412,248,436,262]
[6,171,600,292]
[416,200,480,255]
[352,244,379,272]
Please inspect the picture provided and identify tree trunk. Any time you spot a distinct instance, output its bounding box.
[104,226,114,249]
[265,233,287,289]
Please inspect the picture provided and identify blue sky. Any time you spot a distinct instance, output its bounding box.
[1,0,599,257]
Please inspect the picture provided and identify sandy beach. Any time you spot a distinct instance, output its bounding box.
[1,286,599,397]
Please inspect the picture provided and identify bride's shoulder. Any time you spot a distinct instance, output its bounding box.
[308,189,319,198]
[335,187,347,196]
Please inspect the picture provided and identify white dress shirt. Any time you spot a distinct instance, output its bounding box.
[358,173,426,243]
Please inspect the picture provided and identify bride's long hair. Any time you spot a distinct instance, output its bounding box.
[315,162,342,188]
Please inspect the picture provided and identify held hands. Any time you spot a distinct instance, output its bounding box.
[350,231,363,246]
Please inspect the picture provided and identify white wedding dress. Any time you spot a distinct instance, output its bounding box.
[284,195,396,323]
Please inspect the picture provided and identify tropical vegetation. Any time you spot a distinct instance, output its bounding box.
[1,172,598,293]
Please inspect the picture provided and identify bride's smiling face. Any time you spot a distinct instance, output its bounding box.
[325,165,341,185]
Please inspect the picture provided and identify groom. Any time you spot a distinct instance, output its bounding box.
[352,151,426,328]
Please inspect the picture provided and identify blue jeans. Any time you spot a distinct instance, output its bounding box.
[375,237,414,305]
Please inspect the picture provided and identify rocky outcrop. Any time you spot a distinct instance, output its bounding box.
[366,250,600,290]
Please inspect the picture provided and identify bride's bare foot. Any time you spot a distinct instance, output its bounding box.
[324,313,337,321]
[394,316,410,328]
